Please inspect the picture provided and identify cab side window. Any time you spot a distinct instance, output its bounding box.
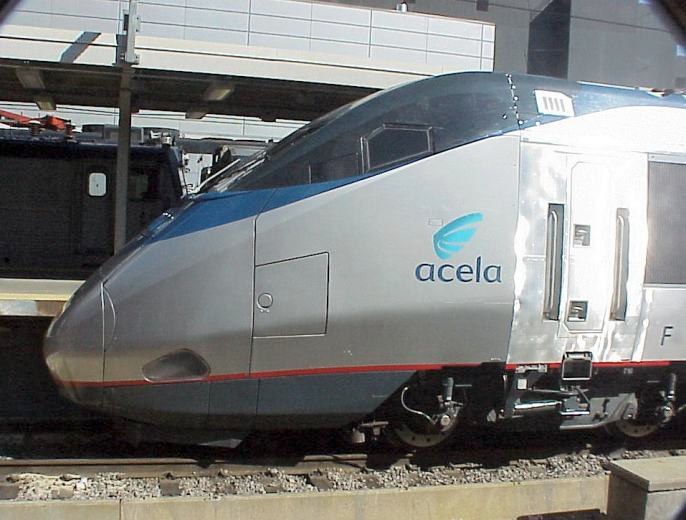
[227,74,515,192]
[311,151,361,183]
[362,124,433,173]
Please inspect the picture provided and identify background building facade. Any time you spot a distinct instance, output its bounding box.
[1,0,684,144]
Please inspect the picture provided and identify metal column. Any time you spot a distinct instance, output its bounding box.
[113,0,139,252]
[114,67,132,251]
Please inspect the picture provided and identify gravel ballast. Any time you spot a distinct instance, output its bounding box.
[5,448,680,501]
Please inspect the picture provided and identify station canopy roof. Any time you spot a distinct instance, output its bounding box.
[0,58,378,122]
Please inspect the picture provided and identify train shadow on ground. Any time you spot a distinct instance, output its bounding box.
[0,418,683,469]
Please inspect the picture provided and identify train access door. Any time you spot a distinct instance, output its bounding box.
[508,146,647,364]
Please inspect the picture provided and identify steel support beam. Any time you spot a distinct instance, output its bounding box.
[113,1,139,252]
[113,66,132,252]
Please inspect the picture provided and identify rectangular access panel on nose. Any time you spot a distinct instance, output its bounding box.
[253,253,329,337]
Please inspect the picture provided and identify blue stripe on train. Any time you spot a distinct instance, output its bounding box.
[153,174,375,242]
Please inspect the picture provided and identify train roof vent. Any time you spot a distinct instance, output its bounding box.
[534,90,575,117]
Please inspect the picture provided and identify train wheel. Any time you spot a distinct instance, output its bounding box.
[387,416,459,449]
[608,418,661,439]
[608,387,672,439]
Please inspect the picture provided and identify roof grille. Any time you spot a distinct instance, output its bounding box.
[534,90,575,117]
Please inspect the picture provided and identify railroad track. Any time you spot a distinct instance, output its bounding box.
[0,428,682,503]
[0,421,683,483]
[0,453,374,479]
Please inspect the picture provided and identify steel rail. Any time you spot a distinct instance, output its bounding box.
[0,453,380,479]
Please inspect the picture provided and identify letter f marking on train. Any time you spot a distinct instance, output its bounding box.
[661,325,674,346]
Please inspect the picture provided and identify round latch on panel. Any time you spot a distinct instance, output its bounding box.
[257,293,273,309]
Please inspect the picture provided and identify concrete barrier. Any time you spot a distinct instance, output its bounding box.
[0,500,118,520]
[0,476,608,520]
[607,456,686,520]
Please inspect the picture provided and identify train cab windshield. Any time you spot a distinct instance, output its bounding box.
[200,72,516,193]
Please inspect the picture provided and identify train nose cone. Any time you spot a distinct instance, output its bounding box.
[44,274,105,408]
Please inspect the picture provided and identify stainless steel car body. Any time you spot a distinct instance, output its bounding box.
[510,106,686,365]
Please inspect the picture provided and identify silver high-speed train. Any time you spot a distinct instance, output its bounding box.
[45,72,686,447]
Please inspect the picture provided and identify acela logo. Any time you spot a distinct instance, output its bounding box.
[433,213,482,260]
[415,212,502,284]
